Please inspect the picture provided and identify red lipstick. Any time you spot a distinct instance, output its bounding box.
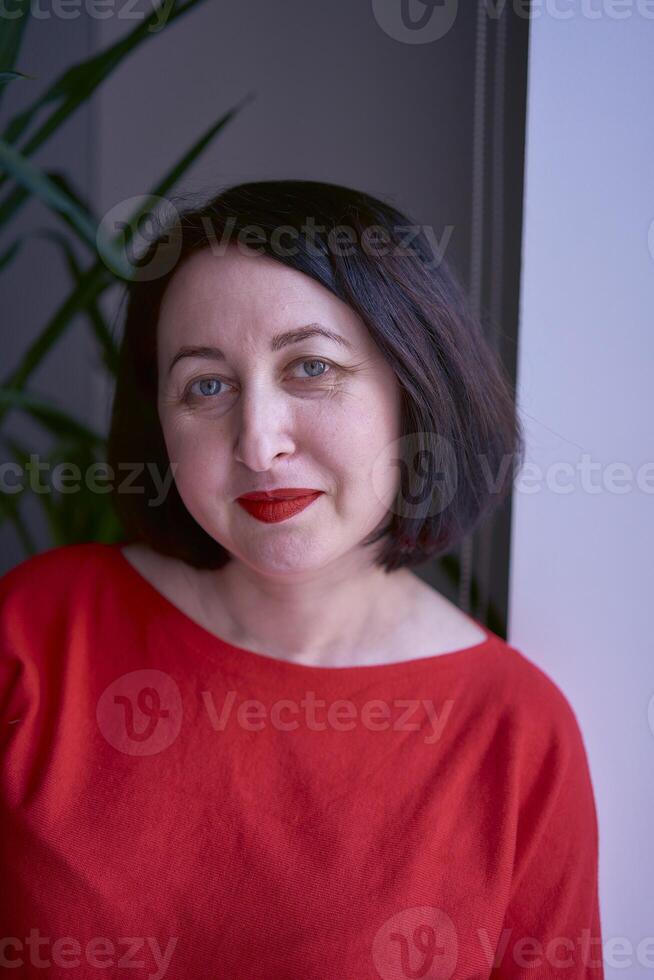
[236,489,324,524]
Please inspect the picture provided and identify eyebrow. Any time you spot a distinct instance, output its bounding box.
[167,324,354,376]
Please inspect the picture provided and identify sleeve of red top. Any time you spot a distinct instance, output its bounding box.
[0,545,86,758]
[490,685,604,980]
[0,560,28,756]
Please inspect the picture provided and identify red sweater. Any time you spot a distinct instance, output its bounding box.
[0,543,604,980]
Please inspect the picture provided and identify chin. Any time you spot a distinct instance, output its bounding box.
[227,534,340,576]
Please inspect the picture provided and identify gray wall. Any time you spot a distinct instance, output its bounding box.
[94,0,479,275]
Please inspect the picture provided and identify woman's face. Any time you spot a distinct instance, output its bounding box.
[156,244,403,577]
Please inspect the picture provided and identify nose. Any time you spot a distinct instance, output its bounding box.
[232,380,296,471]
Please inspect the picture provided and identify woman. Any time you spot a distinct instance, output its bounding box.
[0,180,604,979]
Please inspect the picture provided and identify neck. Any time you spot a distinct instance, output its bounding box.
[198,551,414,666]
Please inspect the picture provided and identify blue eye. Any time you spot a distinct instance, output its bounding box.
[197,378,221,396]
[186,377,224,401]
[294,359,330,379]
[184,359,334,405]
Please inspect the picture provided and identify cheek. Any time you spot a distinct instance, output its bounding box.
[159,413,231,501]
[325,400,401,502]
[349,392,403,508]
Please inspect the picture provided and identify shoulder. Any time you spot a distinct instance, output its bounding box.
[497,642,583,726]
[0,542,115,604]
[482,639,594,781]
[0,543,121,726]
[0,542,121,647]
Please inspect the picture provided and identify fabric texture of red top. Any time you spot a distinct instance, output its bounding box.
[0,542,604,980]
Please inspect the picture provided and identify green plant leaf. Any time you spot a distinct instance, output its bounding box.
[0,0,31,110]
[144,94,253,205]
[1,434,124,548]
[35,438,123,545]
[0,0,253,448]
[0,236,22,271]
[35,228,120,374]
[0,90,252,419]
[0,386,105,444]
[0,70,34,86]
[0,260,109,417]
[45,170,98,223]
[0,0,213,228]
[109,90,254,264]
[0,138,93,245]
[0,435,36,553]
[0,0,206,220]
[0,493,37,554]
[0,139,131,275]
[1,0,207,154]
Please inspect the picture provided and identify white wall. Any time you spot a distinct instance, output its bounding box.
[511,8,654,975]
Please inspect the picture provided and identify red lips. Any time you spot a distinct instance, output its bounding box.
[236,490,323,523]
[238,488,322,501]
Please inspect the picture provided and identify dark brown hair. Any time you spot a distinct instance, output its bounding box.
[107,178,524,573]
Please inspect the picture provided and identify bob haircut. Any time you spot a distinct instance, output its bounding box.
[107,178,524,573]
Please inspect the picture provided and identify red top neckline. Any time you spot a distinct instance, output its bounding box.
[105,542,497,678]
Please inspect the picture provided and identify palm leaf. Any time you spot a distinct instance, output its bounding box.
[0,262,109,414]
[0,0,210,224]
[30,439,120,546]
[101,91,254,277]
[0,435,36,552]
[0,92,252,417]
[36,228,120,374]
[0,0,207,161]
[0,386,105,444]
[1,435,123,547]
[0,139,132,275]
[0,0,31,109]
[0,70,33,85]
[0,236,22,270]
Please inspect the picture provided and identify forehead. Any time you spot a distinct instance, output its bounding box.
[158,245,346,332]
